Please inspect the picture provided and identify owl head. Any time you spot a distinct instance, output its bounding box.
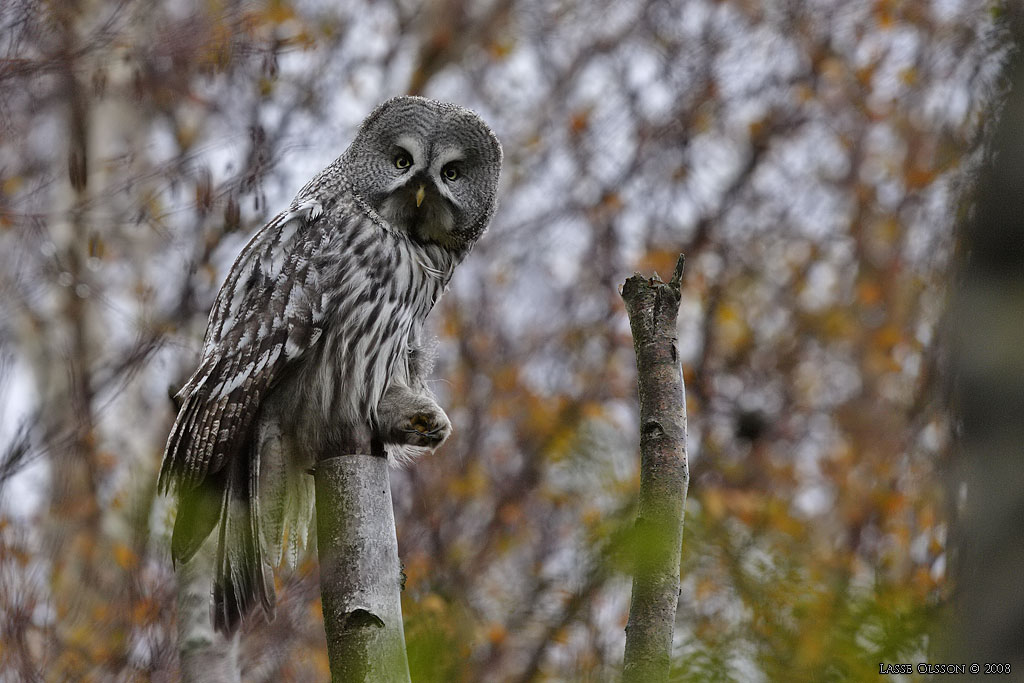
[341,96,503,253]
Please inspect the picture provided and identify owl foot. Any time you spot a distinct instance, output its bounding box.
[399,409,451,448]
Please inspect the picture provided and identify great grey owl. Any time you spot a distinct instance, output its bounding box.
[158,96,502,633]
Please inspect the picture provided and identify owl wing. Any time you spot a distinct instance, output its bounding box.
[159,204,328,496]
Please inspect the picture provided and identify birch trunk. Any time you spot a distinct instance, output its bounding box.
[177,537,242,683]
[315,454,412,683]
[43,2,120,674]
[620,255,689,683]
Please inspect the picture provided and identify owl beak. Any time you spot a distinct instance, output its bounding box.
[415,185,426,208]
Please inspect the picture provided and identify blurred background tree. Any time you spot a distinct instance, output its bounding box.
[942,4,1024,675]
[0,0,1012,680]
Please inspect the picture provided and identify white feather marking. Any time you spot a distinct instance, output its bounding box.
[284,287,304,319]
[287,198,323,224]
[217,363,253,398]
[229,276,248,317]
[395,136,424,166]
[267,246,287,277]
[415,253,446,278]
[433,145,465,170]
[255,344,282,373]
[278,214,300,243]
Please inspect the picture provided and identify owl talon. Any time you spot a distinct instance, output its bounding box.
[403,426,446,438]
[397,410,451,448]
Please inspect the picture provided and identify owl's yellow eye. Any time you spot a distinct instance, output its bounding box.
[394,154,412,170]
[443,166,459,181]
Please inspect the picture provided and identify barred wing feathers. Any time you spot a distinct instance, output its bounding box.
[159,207,326,498]
[159,207,329,591]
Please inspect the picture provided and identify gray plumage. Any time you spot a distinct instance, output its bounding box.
[158,96,502,633]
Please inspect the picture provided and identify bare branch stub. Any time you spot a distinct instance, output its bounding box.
[620,253,688,683]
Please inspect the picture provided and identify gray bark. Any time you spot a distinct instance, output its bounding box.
[314,454,412,683]
[177,537,242,683]
[620,255,689,683]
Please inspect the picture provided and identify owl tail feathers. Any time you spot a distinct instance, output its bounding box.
[168,439,275,635]
[212,443,275,634]
[256,423,315,570]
